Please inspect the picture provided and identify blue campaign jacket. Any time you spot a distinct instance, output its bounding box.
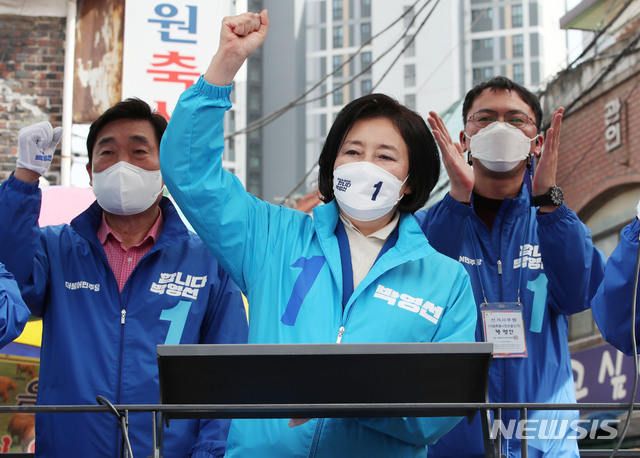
[592,218,640,356]
[416,192,605,457]
[159,77,478,458]
[0,174,248,458]
[0,262,30,349]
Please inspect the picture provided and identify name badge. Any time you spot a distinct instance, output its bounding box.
[481,302,527,358]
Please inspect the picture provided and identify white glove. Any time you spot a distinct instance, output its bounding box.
[16,122,63,176]
[637,198,640,221]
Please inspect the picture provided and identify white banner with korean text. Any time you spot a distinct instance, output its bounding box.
[122,1,234,119]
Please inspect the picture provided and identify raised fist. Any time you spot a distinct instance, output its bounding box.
[16,122,63,176]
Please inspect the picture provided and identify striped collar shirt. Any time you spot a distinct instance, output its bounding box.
[97,211,163,292]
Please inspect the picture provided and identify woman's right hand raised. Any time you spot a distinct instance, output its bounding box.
[204,10,269,87]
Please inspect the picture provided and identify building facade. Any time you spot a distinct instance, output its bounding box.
[0,4,66,184]
[543,0,640,349]
[466,0,567,89]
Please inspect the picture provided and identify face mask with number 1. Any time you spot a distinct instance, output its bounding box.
[332,162,408,222]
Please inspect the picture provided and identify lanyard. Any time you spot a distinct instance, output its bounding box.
[335,219,399,308]
[466,208,531,305]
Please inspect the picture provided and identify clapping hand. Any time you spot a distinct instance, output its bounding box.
[427,112,474,203]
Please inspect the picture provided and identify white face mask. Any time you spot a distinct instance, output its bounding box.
[332,162,408,222]
[92,161,164,216]
[468,122,536,172]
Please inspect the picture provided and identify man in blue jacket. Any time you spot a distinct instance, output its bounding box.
[0,263,31,349]
[415,77,606,457]
[0,101,248,457]
[592,203,640,356]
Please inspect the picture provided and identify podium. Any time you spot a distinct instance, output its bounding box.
[157,342,495,455]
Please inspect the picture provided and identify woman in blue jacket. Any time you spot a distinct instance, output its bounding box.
[160,10,477,458]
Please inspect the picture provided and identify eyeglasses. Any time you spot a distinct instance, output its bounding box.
[466,110,536,130]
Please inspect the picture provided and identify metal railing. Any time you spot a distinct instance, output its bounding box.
[1,401,639,458]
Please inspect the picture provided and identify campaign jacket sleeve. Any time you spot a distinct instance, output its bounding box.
[189,419,231,458]
[198,262,248,345]
[592,218,640,356]
[0,174,50,316]
[537,204,605,316]
[0,263,31,349]
[414,193,473,261]
[160,77,300,295]
[356,262,477,445]
[189,261,249,457]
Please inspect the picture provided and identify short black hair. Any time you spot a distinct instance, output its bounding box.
[318,93,439,213]
[462,76,543,131]
[86,98,167,165]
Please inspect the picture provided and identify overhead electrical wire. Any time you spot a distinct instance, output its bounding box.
[276,0,440,204]
[538,0,633,105]
[608,234,640,451]
[557,31,640,122]
[415,6,490,96]
[540,0,634,95]
[608,231,640,458]
[225,0,426,141]
[556,29,640,185]
[370,0,440,92]
[301,0,435,106]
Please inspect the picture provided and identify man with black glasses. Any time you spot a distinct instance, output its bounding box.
[415,76,605,457]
